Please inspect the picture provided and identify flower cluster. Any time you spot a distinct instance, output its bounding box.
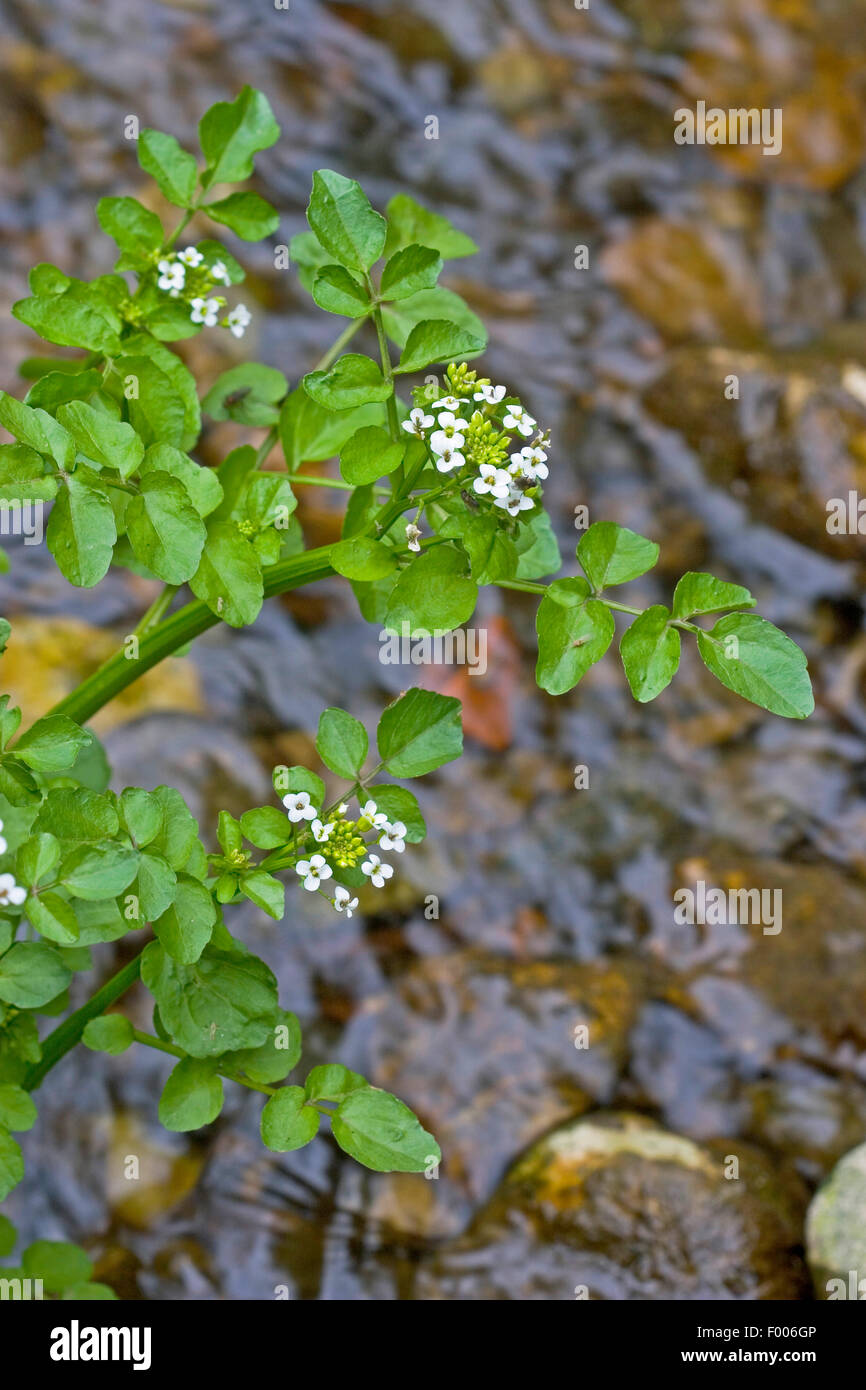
[153,245,251,338]
[404,363,550,532]
[282,792,406,917]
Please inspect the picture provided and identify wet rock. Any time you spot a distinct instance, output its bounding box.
[806,1141,866,1299]
[418,1112,810,1300]
[337,951,645,1234]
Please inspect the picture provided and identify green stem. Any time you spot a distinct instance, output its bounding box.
[368,286,401,448]
[134,584,179,637]
[23,952,143,1091]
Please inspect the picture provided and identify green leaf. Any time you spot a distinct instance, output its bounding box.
[279,388,386,469]
[316,707,368,779]
[24,893,79,946]
[0,1083,37,1132]
[577,521,659,592]
[0,443,58,503]
[152,875,217,964]
[535,577,615,695]
[138,128,199,208]
[13,716,90,772]
[61,844,139,901]
[620,605,681,703]
[365,785,426,842]
[239,870,285,920]
[238,806,291,850]
[205,191,279,241]
[339,425,404,484]
[82,1014,134,1055]
[119,788,162,848]
[377,688,463,777]
[440,512,517,585]
[311,265,371,318]
[396,319,484,374]
[144,786,199,870]
[23,1240,92,1291]
[114,354,188,449]
[199,86,279,188]
[0,391,74,466]
[260,1085,320,1152]
[515,508,562,580]
[696,613,814,719]
[73,898,128,947]
[201,363,287,427]
[56,400,144,479]
[0,942,70,1008]
[117,334,201,451]
[672,571,756,621]
[140,942,279,1057]
[190,522,263,627]
[159,1057,224,1131]
[227,1009,301,1083]
[133,849,178,922]
[382,287,486,355]
[33,787,119,843]
[306,170,386,273]
[127,471,207,583]
[331,1087,439,1173]
[25,369,103,412]
[330,535,397,581]
[13,294,122,354]
[304,1064,368,1103]
[273,764,326,809]
[384,544,478,634]
[380,244,443,301]
[96,196,163,266]
[16,832,61,887]
[138,444,223,517]
[46,471,117,588]
[0,1213,16,1256]
[303,355,392,412]
[384,194,477,260]
[0,1127,23,1200]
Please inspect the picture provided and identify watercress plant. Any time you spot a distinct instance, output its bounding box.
[0,88,813,1296]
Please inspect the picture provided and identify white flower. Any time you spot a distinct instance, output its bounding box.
[0,872,26,908]
[402,408,434,437]
[510,447,548,482]
[433,445,466,473]
[433,411,468,438]
[503,404,536,437]
[473,384,507,405]
[190,296,221,327]
[405,522,422,553]
[283,791,318,823]
[433,395,462,412]
[337,802,348,815]
[495,488,535,517]
[361,853,394,887]
[334,886,359,918]
[311,818,333,843]
[157,258,185,296]
[296,854,332,891]
[379,821,407,853]
[360,799,389,829]
[0,819,6,856]
[178,246,204,267]
[210,259,231,285]
[226,303,251,339]
[473,465,512,499]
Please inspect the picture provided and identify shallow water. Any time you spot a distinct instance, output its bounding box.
[2,0,866,1299]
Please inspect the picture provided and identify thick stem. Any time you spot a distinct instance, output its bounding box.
[23,952,143,1091]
